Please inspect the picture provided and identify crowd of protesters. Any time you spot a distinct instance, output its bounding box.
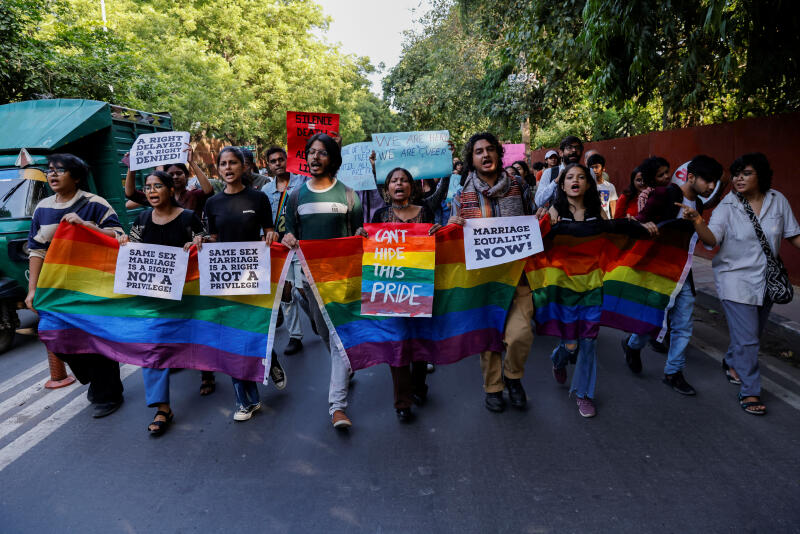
[26,126,800,434]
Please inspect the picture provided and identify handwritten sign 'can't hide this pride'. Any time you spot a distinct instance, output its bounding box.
[114,243,189,301]
[463,215,543,270]
[361,223,435,317]
[198,242,270,296]
[372,130,452,183]
[129,131,190,171]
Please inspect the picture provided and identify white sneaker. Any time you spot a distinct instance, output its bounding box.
[233,405,252,421]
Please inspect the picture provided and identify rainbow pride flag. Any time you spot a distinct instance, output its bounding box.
[35,222,288,382]
[298,225,525,370]
[526,218,695,340]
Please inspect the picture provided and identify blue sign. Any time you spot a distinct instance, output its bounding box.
[338,142,377,190]
[372,130,451,183]
[446,173,462,201]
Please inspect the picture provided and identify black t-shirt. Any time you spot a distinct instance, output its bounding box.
[130,209,204,247]
[204,188,273,242]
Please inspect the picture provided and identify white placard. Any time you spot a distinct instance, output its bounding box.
[129,131,191,171]
[463,215,543,270]
[198,242,270,295]
[113,242,189,300]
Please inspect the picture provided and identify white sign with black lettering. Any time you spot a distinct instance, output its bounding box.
[129,131,190,171]
[463,215,543,270]
[114,243,189,300]
[198,242,270,296]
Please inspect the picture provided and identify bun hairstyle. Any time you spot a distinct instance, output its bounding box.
[145,170,180,206]
[217,146,251,187]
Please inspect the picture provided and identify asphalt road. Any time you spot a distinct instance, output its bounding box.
[1,311,799,533]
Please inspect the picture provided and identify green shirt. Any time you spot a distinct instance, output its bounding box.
[285,179,363,240]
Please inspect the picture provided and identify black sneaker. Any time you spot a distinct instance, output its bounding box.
[284,337,303,355]
[270,352,287,390]
[484,391,506,413]
[503,376,527,409]
[621,337,642,374]
[663,371,696,395]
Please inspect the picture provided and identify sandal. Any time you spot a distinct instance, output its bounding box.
[722,360,742,385]
[199,378,216,396]
[738,394,766,416]
[148,410,174,436]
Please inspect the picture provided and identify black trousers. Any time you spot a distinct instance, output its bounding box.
[57,353,123,404]
[390,361,428,410]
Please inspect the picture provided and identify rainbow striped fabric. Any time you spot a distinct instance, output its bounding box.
[35,222,288,382]
[299,224,525,370]
[526,219,695,340]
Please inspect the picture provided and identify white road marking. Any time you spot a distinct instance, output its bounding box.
[0,360,48,397]
[691,340,800,411]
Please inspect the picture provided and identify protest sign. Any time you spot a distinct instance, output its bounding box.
[361,223,435,317]
[198,242,270,296]
[129,131,190,171]
[113,243,189,300]
[463,215,542,270]
[338,142,377,190]
[501,143,527,169]
[372,130,451,183]
[286,111,340,177]
[446,173,461,201]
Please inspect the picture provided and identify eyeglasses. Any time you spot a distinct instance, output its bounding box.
[143,183,166,192]
[46,168,67,176]
[307,149,328,158]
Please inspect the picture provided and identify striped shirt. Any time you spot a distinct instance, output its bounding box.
[285,179,362,240]
[28,190,122,259]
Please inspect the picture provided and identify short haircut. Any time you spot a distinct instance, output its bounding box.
[532,161,545,171]
[639,156,670,188]
[47,153,89,184]
[165,163,189,176]
[305,133,342,177]
[462,132,504,177]
[687,155,723,183]
[240,147,257,171]
[559,136,583,151]
[586,153,606,168]
[730,152,772,193]
[266,146,287,160]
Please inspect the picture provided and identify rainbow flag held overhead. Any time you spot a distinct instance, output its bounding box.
[35,222,289,382]
[526,218,695,340]
[298,224,526,371]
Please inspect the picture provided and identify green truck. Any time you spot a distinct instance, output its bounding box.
[0,99,173,353]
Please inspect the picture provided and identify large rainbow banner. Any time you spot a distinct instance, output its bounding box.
[35,222,289,382]
[298,224,525,370]
[526,218,695,340]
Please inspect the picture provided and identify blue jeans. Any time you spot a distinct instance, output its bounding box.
[551,339,597,399]
[232,378,260,408]
[628,281,694,375]
[142,367,169,407]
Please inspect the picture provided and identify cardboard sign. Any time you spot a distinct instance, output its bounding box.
[113,243,189,300]
[286,111,340,177]
[501,143,526,169]
[463,215,542,270]
[446,173,462,201]
[198,242,270,296]
[361,223,435,317]
[338,142,377,190]
[372,130,451,183]
[129,131,190,171]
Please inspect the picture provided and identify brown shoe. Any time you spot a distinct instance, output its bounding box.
[331,410,352,429]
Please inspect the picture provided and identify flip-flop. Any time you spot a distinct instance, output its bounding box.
[738,394,766,416]
[722,360,742,385]
[148,410,174,436]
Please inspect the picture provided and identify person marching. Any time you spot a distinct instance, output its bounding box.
[448,132,535,413]
[282,133,364,429]
[118,170,205,435]
[194,146,286,422]
[370,167,442,422]
[27,154,125,418]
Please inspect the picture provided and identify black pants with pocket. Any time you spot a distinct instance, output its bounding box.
[57,353,123,404]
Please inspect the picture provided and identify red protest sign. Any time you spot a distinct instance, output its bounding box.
[286,111,340,176]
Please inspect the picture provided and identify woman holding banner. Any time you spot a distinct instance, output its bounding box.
[117,170,205,435]
[194,146,285,422]
[281,133,364,429]
[26,154,126,419]
[371,167,442,421]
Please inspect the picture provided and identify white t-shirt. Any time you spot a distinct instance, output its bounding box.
[596,181,618,218]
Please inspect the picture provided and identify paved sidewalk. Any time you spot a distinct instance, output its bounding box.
[692,255,800,337]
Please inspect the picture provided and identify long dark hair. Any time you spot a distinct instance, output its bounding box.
[623,166,643,197]
[217,146,251,187]
[382,167,422,204]
[552,163,602,220]
[461,132,504,180]
[305,133,342,177]
[639,156,669,188]
[145,170,180,207]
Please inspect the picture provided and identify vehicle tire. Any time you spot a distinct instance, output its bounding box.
[0,299,20,354]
